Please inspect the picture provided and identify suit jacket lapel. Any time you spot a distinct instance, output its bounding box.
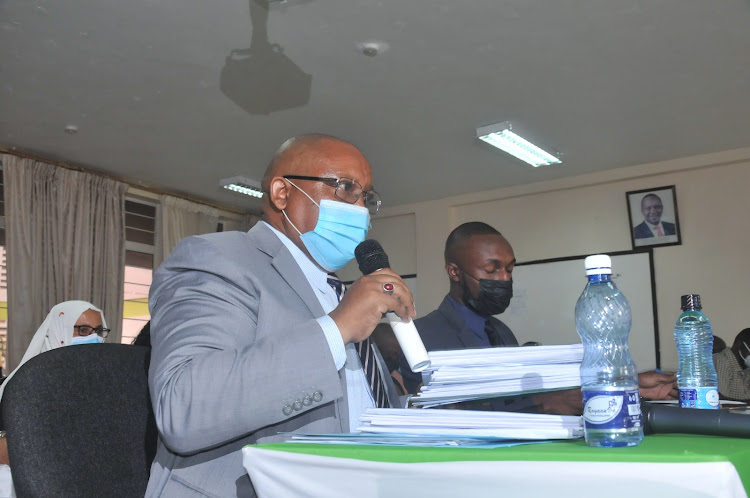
[438,296,480,349]
[248,222,348,432]
[251,223,326,317]
[272,249,327,316]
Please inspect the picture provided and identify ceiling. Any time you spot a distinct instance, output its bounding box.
[2,0,750,214]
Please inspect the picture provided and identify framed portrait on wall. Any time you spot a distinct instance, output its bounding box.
[626,185,682,249]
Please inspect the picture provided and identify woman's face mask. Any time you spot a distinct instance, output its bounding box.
[71,334,104,345]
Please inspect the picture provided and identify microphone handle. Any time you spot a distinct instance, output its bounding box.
[385,312,431,373]
[644,403,750,438]
[362,263,432,373]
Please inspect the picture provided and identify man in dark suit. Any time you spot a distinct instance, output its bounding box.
[405,222,519,375]
[399,222,583,414]
[400,222,679,414]
[633,193,676,239]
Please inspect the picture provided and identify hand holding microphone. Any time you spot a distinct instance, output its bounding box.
[354,240,431,373]
[328,267,414,344]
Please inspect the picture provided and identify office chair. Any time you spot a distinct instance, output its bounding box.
[1,344,157,497]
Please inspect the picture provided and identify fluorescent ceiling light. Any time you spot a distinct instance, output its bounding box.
[220,176,264,198]
[476,121,561,167]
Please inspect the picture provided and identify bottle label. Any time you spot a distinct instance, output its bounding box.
[679,387,720,409]
[582,389,642,430]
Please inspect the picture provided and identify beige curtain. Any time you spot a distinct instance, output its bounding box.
[2,155,128,370]
[154,195,221,269]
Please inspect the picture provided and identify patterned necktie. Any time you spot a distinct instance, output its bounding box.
[326,274,388,408]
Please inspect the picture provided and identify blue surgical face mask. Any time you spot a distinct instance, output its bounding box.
[283,180,370,271]
[71,334,104,345]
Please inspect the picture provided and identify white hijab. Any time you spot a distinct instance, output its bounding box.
[0,300,107,402]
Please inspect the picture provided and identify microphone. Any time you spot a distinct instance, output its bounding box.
[355,240,431,373]
[641,402,750,438]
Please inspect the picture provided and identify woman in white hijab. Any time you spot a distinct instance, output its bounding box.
[0,300,108,403]
[0,300,108,495]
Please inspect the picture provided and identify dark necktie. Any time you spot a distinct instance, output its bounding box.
[326,274,388,408]
[485,318,505,347]
[485,318,520,347]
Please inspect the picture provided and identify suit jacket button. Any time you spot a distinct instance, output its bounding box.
[313,390,323,402]
[282,405,293,416]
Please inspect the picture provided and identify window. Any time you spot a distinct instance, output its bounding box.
[122,199,156,345]
[0,168,6,372]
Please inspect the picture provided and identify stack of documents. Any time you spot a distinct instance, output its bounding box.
[412,344,583,408]
[288,408,583,447]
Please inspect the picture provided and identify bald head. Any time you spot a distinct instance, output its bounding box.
[261,134,359,193]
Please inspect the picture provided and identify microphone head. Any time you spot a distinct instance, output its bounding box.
[355,239,390,275]
[640,401,656,435]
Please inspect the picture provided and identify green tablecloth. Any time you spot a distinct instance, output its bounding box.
[257,434,750,491]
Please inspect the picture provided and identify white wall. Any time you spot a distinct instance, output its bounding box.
[371,147,750,371]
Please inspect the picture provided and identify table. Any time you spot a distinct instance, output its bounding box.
[243,435,750,497]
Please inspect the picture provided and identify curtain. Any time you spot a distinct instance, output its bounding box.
[2,154,128,370]
[154,195,221,269]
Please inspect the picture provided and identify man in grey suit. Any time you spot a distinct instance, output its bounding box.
[145,134,415,497]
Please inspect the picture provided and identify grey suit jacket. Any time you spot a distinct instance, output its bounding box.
[146,223,349,497]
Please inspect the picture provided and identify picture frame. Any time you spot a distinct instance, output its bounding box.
[626,185,682,249]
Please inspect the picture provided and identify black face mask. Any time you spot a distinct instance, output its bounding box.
[460,269,513,316]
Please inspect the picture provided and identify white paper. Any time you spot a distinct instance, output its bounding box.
[285,407,583,447]
[412,344,583,407]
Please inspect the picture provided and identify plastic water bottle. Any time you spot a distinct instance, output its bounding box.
[674,294,719,409]
[575,254,643,447]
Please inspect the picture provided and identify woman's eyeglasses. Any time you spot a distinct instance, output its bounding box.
[74,325,110,339]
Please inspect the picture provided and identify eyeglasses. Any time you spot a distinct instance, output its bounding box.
[283,175,381,215]
[74,325,110,339]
